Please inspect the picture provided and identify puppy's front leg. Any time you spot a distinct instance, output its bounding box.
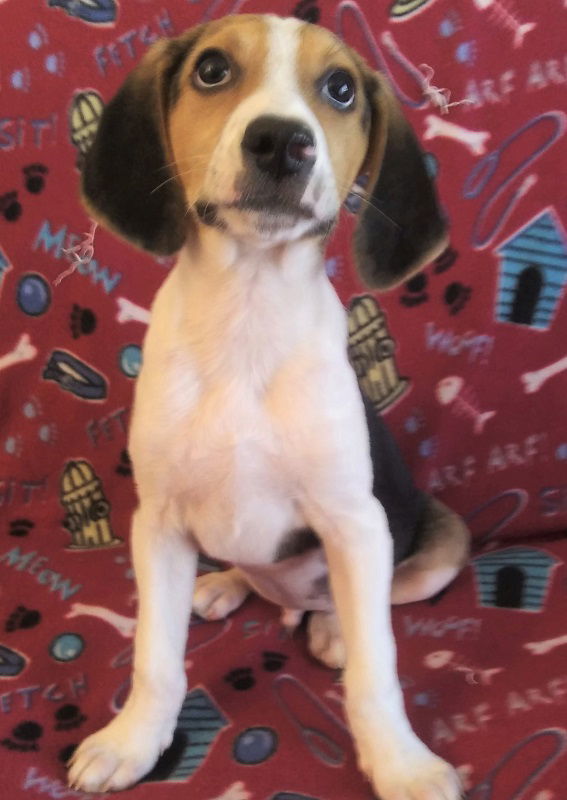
[68,505,197,793]
[314,498,462,800]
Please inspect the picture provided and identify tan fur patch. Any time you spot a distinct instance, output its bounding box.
[168,16,268,207]
[296,25,372,203]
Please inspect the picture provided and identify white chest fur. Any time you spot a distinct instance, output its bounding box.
[128,233,356,568]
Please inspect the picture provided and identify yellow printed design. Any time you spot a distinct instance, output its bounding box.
[60,460,122,549]
[390,0,437,20]
[347,295,409,413]
[68,90,104,169]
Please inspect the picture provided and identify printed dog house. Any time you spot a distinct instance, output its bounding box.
[495,208,567,330]
[143,688,228,783]
[472,547,559,612]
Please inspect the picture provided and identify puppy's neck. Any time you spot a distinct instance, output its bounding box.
[180,224,325,285]
[172,225,336,384]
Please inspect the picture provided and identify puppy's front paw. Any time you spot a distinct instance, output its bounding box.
[363,746,462,800]
[68,716,171,793]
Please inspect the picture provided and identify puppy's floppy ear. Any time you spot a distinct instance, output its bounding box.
[81,29,203,255]
[353,72,448,289]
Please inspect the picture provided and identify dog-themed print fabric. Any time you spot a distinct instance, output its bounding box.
[1,0,566,797]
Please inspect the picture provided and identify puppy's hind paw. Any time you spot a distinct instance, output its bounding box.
[193,569,250,620]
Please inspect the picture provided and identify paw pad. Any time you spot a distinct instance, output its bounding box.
[1,720,43,751]
[0,191,22,222]
[116,449,133,477]
[23,164,48,194]
[5,605,41,632]
[8,519,35,538]
[262,651,288,672]
[70,304,97,338]
[54,704,87,731]
[294,0,320,23]
[224,667,255,691]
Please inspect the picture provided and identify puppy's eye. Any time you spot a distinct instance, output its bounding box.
[194,50,232,88]
[322,69,355,110]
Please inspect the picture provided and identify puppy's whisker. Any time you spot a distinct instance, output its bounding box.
[336,179,402,230]
[156,154,211,172]
[151,160,210,194]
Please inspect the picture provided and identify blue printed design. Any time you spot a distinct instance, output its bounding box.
[472,547,560,612]
[494,209,567,330]
[157,688,229,782]
[0,245,12,299]
[47,0,117,25]
[0,644,26,677]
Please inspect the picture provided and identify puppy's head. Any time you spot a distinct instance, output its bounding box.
[82,14,446,288]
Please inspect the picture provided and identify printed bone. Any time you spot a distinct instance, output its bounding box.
[521,354,567,394]
[0,334,38,373]
[207,782,251,800]
[423,115,491,156]
[116,296,151,325]
[65,602,137,638]
[524,633,567,655]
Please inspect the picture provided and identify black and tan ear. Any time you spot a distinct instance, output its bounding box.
[81,29,203,255]
[353,72,448,289]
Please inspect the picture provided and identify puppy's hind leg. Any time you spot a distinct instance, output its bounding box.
[193,568,251,620]
[391,496,470,605]
[68,505,198,793]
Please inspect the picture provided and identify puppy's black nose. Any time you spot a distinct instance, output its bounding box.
[242,116,316,179]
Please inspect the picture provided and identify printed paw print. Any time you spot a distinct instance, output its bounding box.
[23,164,49,194]
[8,519,35,538]
[225,667,256,691]
[412,689,440,708]
[28,24,49,50]
[54,704,87,731]
[0,191,22,222]
[116,449,133,477]
[444,282,472,315]
[455,41,478,66]
[10,68,31,92]
[58,743,77,764]
[1,720,43,752]
[4,435,23,457]
[293,0,320,22]
[404,408,426,434]
[22,396,42,419]
[439,10,462,37]
[70,304,97,338]
[20,395,58,445]
[433,245,458,274]
[324,255,343,278]
[262,651,288,672]
[44,52,66,76]
[5,606,42,632]
[400,274,428,307]
[38,422,58,444]
[418,436,439,458]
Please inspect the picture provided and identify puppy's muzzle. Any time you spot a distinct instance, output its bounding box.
[242,115,316,181]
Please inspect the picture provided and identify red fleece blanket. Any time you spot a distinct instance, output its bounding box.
[1,1,566,798]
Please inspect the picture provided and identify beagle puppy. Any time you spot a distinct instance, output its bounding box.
[68,14,469,799]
